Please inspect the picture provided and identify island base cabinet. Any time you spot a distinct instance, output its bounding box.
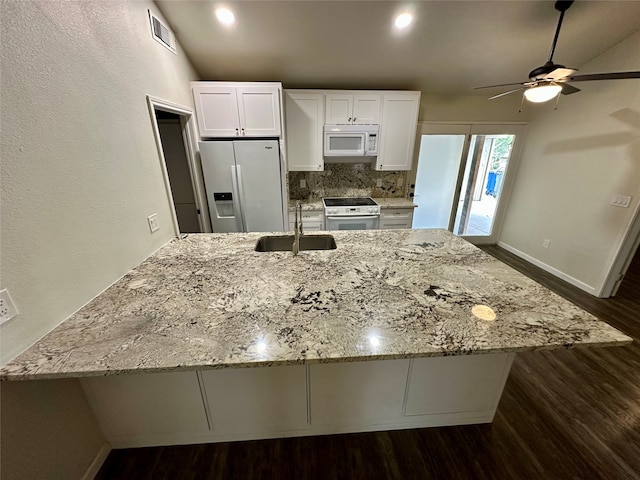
[309,360,410,429]
[405,353,515,420]
[200,365,309,436]
[81,371,210,448]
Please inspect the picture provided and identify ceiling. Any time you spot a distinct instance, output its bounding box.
[155,1,640,96]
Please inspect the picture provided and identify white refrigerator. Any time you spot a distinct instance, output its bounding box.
[199,140,285,233]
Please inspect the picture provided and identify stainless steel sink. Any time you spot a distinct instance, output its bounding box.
[255,234,337,252]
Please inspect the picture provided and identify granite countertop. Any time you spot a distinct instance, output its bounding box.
[288,198,417,211]
[1,230,631,380]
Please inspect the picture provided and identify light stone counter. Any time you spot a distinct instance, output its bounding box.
[373,198,417,209]
[1,229,631,380]
[288,198,416,211]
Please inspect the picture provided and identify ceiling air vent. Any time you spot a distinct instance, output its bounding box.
[148,10,176,54]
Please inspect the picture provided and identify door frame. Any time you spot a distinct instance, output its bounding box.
[599,201,640,297]
[146,95,211,236]
[410,122,527,245]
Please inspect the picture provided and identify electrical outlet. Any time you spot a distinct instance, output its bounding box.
[610,194,631,208]
[0,289,18,325]
[148,213,159,233]
[543,239,551,249]
[376,178,383,187]
[397,177,404,187]
[300,179,306,188]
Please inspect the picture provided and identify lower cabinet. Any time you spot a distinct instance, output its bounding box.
[405,354,513,416]
[81,354,514,447]
[379,208,414,229]
[200,365,308,435]
[287,209,324,231]
[81,371,209,440]
[309,360,409,427]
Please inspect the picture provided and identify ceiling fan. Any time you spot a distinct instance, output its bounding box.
[474,0,640,104]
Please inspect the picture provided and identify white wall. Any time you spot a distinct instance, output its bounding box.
[0,0,199,365]
[1,2,198,477]
[499,31,640,295]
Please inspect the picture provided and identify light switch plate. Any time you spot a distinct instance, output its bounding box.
[0,289,18,325]
[300,179,306,188]
[148,213,159,233]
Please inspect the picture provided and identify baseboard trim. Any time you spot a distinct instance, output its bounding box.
[82,442,111,480]
[497,241,597,295]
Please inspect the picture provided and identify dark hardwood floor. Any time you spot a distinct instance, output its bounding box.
[96,246,640,480]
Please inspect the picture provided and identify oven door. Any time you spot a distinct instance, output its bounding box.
[326,215,380,230]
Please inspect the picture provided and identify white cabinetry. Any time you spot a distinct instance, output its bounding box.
[309,360,409,427]
[326,93,381,124]
[81,372,209,444]
[288,209,324,231]
[192,82,281,138]
[285,91,324,171]
[405,354,514,417]
[200,366,308,436]
[375,92,420,171]
[81,353,514,447]
[379,208,414,229]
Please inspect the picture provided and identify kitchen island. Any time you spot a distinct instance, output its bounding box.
[0,230,631,447]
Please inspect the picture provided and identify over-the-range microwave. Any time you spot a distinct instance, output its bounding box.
[323,124,379,157]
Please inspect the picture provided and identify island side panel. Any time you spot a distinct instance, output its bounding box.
[79,354,516,447]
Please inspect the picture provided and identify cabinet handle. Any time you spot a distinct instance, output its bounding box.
[318,164,322,169]
[353,117,357,122]
[235,128,239,136]
[348,117,352,122]
[241,128,245,135]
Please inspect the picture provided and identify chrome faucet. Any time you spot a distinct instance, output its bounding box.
[292,200,304,255]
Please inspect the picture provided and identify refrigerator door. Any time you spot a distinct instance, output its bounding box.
[199,141,244,233]
[233,140,285,232]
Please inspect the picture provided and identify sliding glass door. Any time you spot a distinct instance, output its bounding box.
[411,124,525,244]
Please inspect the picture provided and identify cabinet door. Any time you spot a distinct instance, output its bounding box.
[325,94,353,124]
[309,360,410,426]
[82,372,209,438]
[352,94,381,124]
[236,86,281,137]
[405,354,513,416]
[193,85,241,137]
[285,92,324,171]
[375,93,420,171]
[379,208,414,229]
[201,365,308,434]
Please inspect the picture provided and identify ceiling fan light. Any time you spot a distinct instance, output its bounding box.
[524,84,562,103]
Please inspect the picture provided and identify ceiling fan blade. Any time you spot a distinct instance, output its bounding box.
[568,71,640,82]
[473,82,525,90]
[546,67,577,81]
[488,88,523,100]
[561,83,580,95]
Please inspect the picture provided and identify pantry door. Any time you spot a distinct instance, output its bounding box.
[411,124,526,245]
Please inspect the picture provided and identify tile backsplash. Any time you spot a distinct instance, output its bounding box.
[288,163,408,200]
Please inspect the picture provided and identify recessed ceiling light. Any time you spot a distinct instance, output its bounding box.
[394,13,413,29]
[215,7,235,26]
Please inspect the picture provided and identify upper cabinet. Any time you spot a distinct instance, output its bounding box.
[285,89,420,172]
[192,82,282,138]
[325,93,381,125]
[285,91,325,171]
[374,92,421,171]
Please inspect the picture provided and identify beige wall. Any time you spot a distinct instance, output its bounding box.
[499,31,640,294]
[1,1,199,365]
[0,1,199,478]
[1,379,107,480]
[420,93,531,123]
